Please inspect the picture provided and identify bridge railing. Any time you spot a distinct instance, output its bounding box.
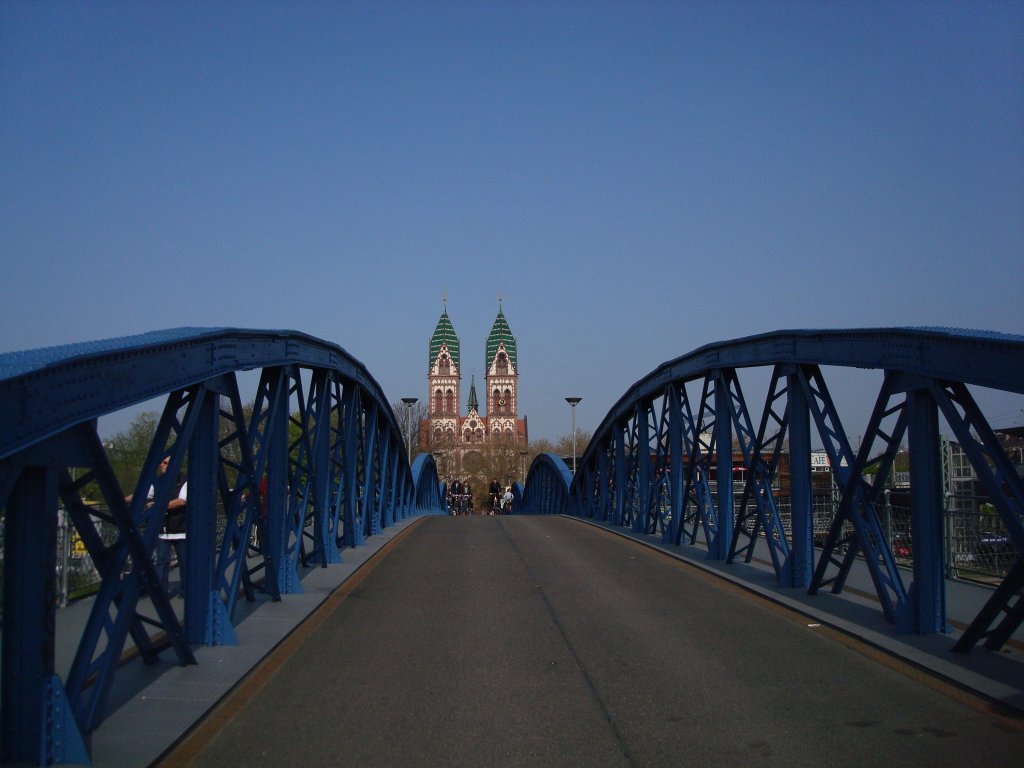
[0,327,445,764]
[522,327,1024,653]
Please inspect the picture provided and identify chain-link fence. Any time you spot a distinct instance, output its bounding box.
[766,493,1016,583]
[654,484,1017,585]
[0,490,1018,621]
[0,502,235,619]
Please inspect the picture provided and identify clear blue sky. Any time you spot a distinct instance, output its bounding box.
[2,1,1022,440]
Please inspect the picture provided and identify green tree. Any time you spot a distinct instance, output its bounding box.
[105,411,160,497]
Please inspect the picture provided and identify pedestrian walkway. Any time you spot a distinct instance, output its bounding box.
[54,515,1024,766]
[68,518,425,767]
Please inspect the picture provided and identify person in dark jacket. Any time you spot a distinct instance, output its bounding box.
[154,457,187,598]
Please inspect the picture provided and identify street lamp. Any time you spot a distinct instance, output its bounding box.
[565,397,582,474]
[519,450,528,482]
[401,398,418,463]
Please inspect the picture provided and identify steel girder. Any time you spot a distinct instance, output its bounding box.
[561,328,1024,648]
[0,328,442,763]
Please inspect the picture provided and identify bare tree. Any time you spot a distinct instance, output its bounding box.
[553,429,592,459]
[391,399,429,458]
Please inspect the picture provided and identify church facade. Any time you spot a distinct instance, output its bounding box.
[419,299,528,492]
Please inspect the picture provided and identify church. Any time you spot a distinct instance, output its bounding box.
[418,296,528,492]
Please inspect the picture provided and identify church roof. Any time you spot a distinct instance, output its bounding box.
[429,310,460,372]
[486,307,517,371]
[467,375,479,412]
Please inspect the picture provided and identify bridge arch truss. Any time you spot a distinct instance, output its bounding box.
[526,328,1024,652]
[0,327,444,764]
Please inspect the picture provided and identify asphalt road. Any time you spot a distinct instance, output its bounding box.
[179,515,1024,768]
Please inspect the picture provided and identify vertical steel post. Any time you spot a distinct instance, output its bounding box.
[265,371,290,600]
[185,386,227,645]
[667,385,684,546]
[787,371,814,588]
[713,374,734,560]
[635,402,651,534]
[1,465,88,764]
[2,467,56,761]
[906,387,947,634]
[342,386,363,547]
[613,425,627,527]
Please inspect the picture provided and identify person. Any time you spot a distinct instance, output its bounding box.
[488,478,501,515]
[464,482,473,514]
[127,456,187,598]
[251,474,268,550]
[449,478,463,515]
[156,467,188,598]
[502,486,513,513]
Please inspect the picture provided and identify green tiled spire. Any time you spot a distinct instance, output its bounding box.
[467,375,479,412]
[429,305,460,372]
[486,301,517,371]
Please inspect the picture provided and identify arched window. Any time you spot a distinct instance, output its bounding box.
[496,352,508,374]
[434,388,443,413]
[503,389,512,412]
[439,354,450,375]
[445,389,454,413]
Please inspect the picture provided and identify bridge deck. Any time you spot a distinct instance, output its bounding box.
[81,516,1024,767]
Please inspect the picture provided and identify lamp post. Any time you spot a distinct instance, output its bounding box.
[519,450,528,482]
[565,397,582,474]
[401,398,418,463]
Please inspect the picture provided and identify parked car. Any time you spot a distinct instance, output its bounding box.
[891,535,912,559]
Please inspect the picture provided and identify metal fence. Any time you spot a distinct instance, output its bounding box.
[0,503,233,616]
[0,491,1017,621]
[650,485,1017,585]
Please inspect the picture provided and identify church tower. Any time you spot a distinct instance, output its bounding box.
[485,297,520,440]
[421,294,528,495]
[427,300,460,446]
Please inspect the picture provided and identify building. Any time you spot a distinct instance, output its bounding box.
[419,298,528,499]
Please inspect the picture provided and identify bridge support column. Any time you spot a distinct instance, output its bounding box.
[265,374,291,598]
[666,386,684,546]
[1,464,89,765]
[634,402,651,534]
[185,385,237,646]
[612,426,626,527]
[713,378,734,560]
[787,372,814,588]
[905,387,948,634]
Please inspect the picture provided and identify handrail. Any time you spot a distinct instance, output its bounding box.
[582,327,1024,471]
[0,327,402,461]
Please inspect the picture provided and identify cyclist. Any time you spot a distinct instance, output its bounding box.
[448,478,463,516]
[488,478,501,515]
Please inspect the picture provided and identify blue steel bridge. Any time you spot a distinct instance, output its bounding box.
[1,326,1023,765]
